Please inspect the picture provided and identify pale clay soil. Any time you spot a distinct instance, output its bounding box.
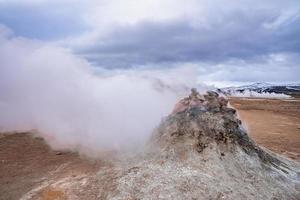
[0,98,299,200]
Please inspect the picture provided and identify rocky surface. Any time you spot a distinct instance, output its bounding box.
[19,89,300,200]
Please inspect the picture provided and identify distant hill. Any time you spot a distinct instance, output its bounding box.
[218,82,300,97]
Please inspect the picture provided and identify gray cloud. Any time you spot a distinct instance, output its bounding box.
[0,1,89,40]
[75,10,300,68]
[0,0,299,85]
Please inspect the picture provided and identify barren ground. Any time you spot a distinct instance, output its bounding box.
[0,133,109,200]
[0,98,299,199]
[230,97,300,162]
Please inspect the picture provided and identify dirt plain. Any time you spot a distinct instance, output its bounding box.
[0,133,109,200]
[0,97,299,199]
[230,97,300,162]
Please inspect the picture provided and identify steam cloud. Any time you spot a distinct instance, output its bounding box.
[0,29,208,155]
[229,90,291,99]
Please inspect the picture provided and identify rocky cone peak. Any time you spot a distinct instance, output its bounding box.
[152,89,289,167]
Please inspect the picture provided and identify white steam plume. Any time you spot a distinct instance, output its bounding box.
[229,90,291,99]
[0,28,207,155]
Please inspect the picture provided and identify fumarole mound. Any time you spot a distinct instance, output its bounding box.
[22,89,300,200]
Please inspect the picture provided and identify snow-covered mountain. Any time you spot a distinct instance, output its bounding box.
[219,82,300,97]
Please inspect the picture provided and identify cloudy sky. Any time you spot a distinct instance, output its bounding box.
[0,0,299,87]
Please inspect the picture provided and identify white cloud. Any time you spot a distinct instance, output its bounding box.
[197,53,300,87]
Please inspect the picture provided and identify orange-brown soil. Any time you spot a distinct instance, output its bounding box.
[0,133,108,200]
[230,98,300,162]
